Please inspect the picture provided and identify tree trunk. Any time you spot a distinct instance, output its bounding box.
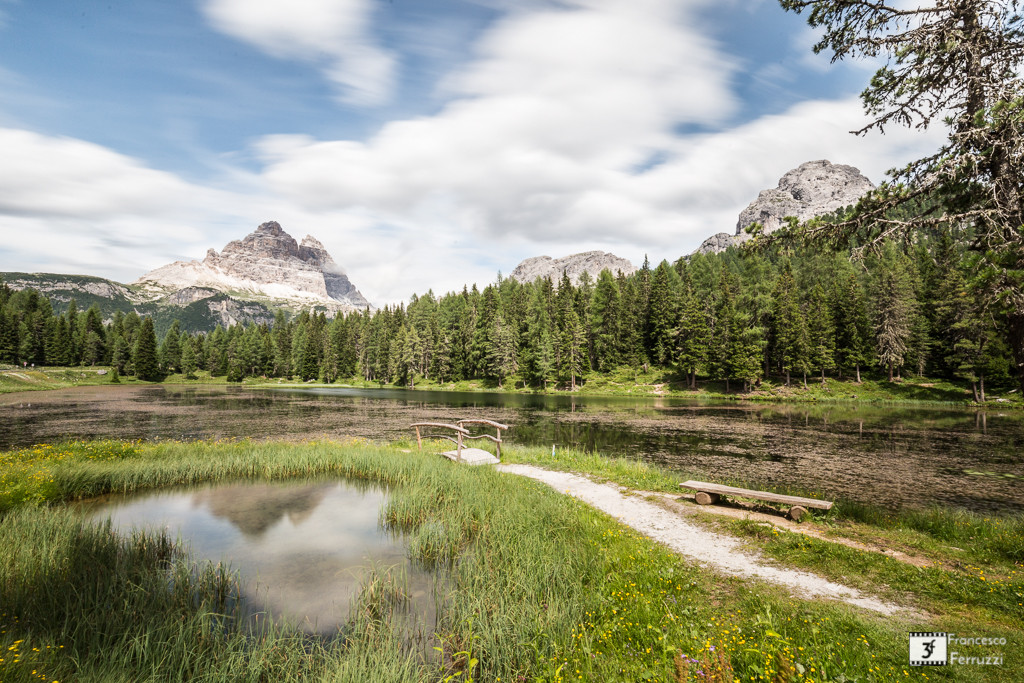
[979,373,986,403]
[802,371,807,390]
[888,362,894,382]
[785,369,790,386]
[725,377,730,392]
[971,378,979,403]
[855,362,861,383]
[820,368,826,386]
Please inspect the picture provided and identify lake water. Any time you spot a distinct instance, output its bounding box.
[80,477,439,637]
[3,384,1021,513]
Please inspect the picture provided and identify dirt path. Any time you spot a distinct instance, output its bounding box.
[497,464,909,616]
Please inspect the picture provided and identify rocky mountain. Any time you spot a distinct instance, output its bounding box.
[694,160,875,255]
[2,221,371,335]
[134,221,371,314]
[510,251,636,285]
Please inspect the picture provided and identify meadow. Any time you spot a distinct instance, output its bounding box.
[0,438,1021,681]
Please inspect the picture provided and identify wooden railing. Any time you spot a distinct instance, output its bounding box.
[410,419,510,462]
[456,419,509,458]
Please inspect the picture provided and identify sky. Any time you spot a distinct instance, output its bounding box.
[0,0,945,306]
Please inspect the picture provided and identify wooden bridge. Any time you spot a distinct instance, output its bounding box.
[410,419,510,465]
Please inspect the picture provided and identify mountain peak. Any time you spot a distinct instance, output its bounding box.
[510,251,636,285]
[135,222,371,312]
[694,159,875,255]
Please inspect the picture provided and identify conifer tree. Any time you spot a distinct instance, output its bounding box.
[771,263,810,386]
[871,243,916,381]
[558,304,587,390]
[645,260,680,366]
[431,330,453,382]
[487,313,519,388]
[806,283,835,385]
[110,334,131,374]
[0,308,17,363]
[132,317,160,381]
[522,285,555,389]
[180,334,197,379]
[675,280,707,389]
[833,271,869,382]
[159,321,182,373]
[589,269,621,372]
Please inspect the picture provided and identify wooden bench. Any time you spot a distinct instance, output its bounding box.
[410,419,509,465]
[679,480,833,521]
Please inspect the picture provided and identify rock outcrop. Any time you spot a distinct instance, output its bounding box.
[694,160,875,255]
[735,160,874,236]
[134,221,372,313]
[510,251,636,285]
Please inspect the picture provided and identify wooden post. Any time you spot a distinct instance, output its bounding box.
[495,426,501,459]
[788,506,807,522]
[415,426,422,451]
[695,492,720,505]
[457,432,463,462]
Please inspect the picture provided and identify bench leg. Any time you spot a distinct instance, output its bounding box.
[788,505,808,522]
[695,492,720,505]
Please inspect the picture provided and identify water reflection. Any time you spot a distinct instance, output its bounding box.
[4,384,1022,512]
[83,478,437,636]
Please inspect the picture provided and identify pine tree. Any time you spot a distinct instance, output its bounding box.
[645,260,680,366]
[675,281,707,389]
[522,285,555,389]
[871,244,916,382]
[431,330,452,382]
[806,284,835,385]
[771,263,810,386]
[589,269,621,372]
[132,317,160,381]
[487,313,519,388]
[0,308,17,363]
[558,305,587,390]
[110,334,131,374]
[159,321,182,373]
[833,271,870,382]
[180,334,197,379]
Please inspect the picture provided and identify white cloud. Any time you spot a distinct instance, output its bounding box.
[0,127,245,281]
[254,0,738,247]
[201,0,395,106]
[251,0,944,286]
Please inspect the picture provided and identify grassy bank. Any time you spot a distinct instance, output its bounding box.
[1,439,1021,681]
[260,367,1024,409]
[6,362,1023,410]
[0,366,235,395]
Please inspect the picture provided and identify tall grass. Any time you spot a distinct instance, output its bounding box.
[1,438,1018,681]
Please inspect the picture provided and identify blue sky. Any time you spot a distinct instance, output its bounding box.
[0,0,942,305]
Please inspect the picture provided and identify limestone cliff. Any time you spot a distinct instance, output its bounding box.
[510,251,636,285]
[134,221,372,313]
[695,160,875,255]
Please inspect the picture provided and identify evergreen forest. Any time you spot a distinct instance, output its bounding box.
[1,229,1019,402]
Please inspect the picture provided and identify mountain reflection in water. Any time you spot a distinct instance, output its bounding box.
[84,478,438,636]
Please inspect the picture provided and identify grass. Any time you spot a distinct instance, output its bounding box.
[0,438,1020,681]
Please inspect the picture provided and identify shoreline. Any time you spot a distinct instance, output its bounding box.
[4,365,1022,410]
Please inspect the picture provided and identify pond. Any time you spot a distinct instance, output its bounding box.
[80,477,440,638]
[3,384,1022,513]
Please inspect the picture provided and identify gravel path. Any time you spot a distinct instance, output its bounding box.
[497,464,906,616]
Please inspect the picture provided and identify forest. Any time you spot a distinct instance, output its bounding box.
[0,227,1018,402]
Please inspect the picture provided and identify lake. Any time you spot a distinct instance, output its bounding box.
[2,384,1021,513]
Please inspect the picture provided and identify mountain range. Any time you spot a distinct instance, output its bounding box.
[2,160,874,333]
